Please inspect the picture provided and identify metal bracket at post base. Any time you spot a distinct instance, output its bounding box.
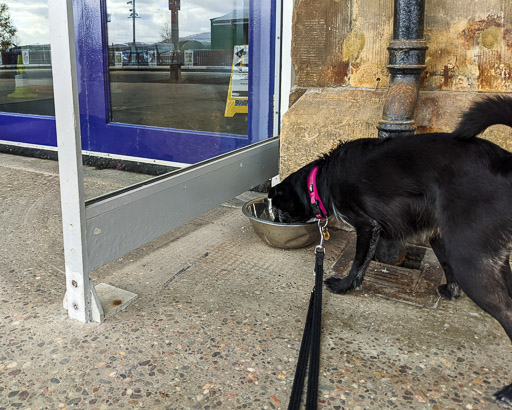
[63,281,139,323]
[63,279,104,323]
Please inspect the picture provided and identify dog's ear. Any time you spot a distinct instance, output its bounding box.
[268,186,277,199]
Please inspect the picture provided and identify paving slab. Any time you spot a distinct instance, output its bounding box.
[0,153,510,409]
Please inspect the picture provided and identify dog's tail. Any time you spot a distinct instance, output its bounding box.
[453,95,512,139]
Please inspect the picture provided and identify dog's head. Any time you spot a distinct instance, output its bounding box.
[268,170,313,223]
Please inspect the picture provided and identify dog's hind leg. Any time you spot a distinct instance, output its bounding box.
[325,220,381,294]
[429,233,463,300]
[450,251,512,405]
[493,256,512,404]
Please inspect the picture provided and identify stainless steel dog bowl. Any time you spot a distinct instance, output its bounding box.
[242,198,319,249]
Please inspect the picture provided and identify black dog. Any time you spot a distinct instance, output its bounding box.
[268,96,512,404]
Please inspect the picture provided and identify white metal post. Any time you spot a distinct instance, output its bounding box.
[48,0,103,322]
[279,0,294,122]
[273,0,282,136]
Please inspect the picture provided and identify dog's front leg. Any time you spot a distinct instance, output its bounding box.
[325,220,381,294]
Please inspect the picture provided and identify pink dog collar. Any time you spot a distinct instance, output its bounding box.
[307,166,328,219]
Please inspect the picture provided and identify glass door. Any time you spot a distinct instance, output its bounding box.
[107,0,249,136]
[76,0,279,282]
[77,0,275,167]
[0,1,55,147]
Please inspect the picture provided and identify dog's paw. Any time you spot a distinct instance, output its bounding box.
[438,283,463,300]
[494,384,512,406]
[324,277,356,294]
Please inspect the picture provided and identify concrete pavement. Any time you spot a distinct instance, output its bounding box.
[0,152,510,409]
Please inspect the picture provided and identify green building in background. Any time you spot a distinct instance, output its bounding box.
[210,7,248,50]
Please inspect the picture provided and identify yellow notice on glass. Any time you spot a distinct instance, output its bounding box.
[224,45,248,117]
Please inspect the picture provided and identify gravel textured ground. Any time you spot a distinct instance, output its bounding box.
[0,153,510,409]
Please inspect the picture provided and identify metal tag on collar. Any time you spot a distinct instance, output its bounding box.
[322,226,330,241]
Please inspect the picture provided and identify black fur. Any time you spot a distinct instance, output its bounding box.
[268,96,512,405]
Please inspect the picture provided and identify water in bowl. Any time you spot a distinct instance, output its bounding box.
[267,197,276,222]
[248,198,279,222]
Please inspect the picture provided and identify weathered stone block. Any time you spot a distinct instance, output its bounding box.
[292,0,512,91]
[280,89,512,178]
[292,0,352,87]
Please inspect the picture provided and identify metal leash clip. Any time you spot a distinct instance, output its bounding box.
[315,218,329,254]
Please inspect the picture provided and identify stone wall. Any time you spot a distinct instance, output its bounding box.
[281,0,512,178]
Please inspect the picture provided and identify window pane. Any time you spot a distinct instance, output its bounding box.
[0,1,54,116]
[106,0,248,135]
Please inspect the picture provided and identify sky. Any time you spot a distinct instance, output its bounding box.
[6,1,50,46]
[4,0,247,46]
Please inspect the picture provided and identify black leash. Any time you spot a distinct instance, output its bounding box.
[289,219,329,410]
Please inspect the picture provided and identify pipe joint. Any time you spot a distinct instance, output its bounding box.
[378,0,427,139]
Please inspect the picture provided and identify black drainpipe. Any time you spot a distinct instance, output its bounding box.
[374,0,427,265]
[377,0,427,138]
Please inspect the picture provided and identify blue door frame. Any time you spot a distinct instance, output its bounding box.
[0,0,276,165]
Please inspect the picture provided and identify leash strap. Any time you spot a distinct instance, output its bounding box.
[288,222,326,410]
[306,249,324,410]
[288,287,315,409]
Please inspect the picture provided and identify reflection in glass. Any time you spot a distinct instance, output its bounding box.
[106,0,248,135]
[0,1,54,116]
